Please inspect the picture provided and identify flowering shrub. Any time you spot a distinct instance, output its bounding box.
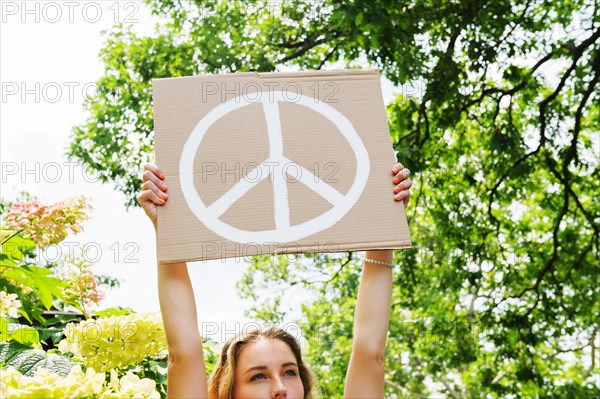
[0,195,169,397]
[57,254,105,315]
[0,365,159,398]
[5,196,92,248]
[1,194,109,321]
[59,312,167,372]
[0,291,22,318]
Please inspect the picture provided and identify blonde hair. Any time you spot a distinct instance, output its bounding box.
[208,326,316,399]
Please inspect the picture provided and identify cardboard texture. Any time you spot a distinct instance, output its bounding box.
[153,69,411,263]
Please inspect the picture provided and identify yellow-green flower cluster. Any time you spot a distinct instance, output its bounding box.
[101,369,160,398]
[0,365,159,398]
[0,291,22,318]
[58,312,167,372]
[5,196,92,248]
[0,364,103,398]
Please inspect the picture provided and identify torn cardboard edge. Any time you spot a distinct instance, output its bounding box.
[156,240,414,265]
[151,68,381,85]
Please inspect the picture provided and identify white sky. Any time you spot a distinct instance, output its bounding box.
[0,0,401,343]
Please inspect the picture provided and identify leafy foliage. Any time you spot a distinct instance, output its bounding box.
[0,341,75,377]
[68,0,599,397]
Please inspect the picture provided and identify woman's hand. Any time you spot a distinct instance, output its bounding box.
[391,162,412,207]
[136,163,168,227]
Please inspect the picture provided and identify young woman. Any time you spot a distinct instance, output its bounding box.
[137,162,412,399]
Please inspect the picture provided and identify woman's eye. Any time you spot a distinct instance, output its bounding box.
[250,373,267,381]
[284,369,297,377]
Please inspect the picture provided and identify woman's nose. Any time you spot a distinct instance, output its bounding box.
[272,379,287,399]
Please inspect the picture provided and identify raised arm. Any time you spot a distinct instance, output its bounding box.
[138,163,208,399]
[344,163,411,399]
[157,262,207,398]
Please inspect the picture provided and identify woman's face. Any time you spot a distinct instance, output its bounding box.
[233,337,305,399]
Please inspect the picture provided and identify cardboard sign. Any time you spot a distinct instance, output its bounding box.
[153,69,411,263]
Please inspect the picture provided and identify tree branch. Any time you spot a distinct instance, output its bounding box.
[438,375,462,399]
[316,43,339,70]
[539,27,600,145]
[486,28,600,238]
[584,326,599,378]
[515,154,571,318]
[278,30,340,63]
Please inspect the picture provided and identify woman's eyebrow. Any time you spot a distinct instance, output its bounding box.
[244,365,267,374]
[244,362,298,374]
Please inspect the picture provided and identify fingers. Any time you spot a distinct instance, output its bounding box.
[392,166,410,184]
[142,179,168,202]
[142,169,167,192]
[392,163,411,206]
[395,188,411,204]
[137,188,165,206]
[394,178,412,198]
[391,162,404,174]
[138,163,168,207]
[393,177,412,194]
[143,163,165,179]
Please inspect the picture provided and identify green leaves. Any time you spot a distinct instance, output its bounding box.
[1,318,39,345]
[1,235,35,261]
[0,229,70,323]
[0,341,75,377]
[2,265,65,311]
[0,318,76,378]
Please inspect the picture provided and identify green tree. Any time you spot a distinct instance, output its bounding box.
[69,0,599,397]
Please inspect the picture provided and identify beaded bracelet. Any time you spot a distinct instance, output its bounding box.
[364,258,395,269]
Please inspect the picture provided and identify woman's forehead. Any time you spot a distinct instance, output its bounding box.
[237,337,297,368]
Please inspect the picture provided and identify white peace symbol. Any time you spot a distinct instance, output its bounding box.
[179,90,370,244]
